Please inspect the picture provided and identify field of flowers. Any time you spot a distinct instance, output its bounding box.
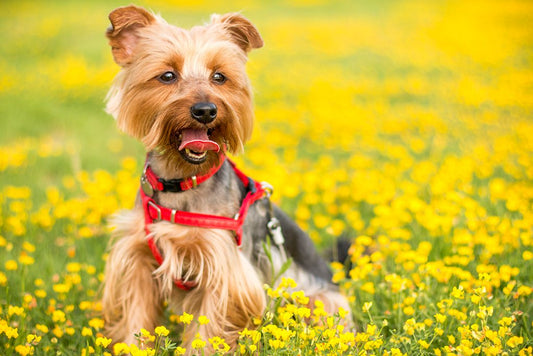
[1,0,532,355]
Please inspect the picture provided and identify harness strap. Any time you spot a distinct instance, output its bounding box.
[140,156,267,290]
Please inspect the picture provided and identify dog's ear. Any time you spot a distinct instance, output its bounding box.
[106,5,157,66]
[211,13,263,53]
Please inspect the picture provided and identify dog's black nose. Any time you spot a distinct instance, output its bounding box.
[190,102,217,124]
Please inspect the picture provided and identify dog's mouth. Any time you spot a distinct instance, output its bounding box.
[178,128,220,164]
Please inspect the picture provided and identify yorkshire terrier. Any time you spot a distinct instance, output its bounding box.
[101,5,350,351]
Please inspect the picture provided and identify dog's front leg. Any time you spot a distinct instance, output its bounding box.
[102,230,164,345]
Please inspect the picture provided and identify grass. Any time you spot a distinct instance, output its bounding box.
[1,0,532,355]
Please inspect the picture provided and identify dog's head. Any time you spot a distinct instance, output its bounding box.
[105,6,263,174]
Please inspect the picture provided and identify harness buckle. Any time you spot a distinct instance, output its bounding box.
[261,181,274,198]
[147,201,162,221]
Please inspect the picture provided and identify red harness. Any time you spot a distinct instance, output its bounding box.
[140,154,268,290]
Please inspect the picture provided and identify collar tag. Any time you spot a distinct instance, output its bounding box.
[141,175,154,197]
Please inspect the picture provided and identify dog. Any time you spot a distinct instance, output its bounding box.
[101,5,351,351]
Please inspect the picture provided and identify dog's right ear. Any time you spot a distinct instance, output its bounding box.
[106,5,156,66]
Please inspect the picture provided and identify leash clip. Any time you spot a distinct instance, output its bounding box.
[267,217,284,246]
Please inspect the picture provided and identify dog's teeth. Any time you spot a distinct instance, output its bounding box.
[184,148,207,160]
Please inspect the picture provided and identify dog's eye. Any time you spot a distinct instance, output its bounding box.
[158,71,178,84]
[212,72,227,85]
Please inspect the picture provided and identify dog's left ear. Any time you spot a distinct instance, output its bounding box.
[211,13,263,53]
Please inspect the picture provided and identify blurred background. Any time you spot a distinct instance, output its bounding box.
[2,0,533,247]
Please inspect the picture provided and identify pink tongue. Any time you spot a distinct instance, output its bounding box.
[178,129,220,152]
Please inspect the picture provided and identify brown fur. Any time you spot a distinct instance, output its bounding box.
[103,209,265,347]
[105,6,259,177]
[101,5,350,353]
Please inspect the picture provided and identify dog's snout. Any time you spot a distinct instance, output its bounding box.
[190,102,217,124]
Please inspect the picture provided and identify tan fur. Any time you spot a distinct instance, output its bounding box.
[102,209,164,345]
[103,209,265,349]
[102,6,266,351]
[101,6,350,353]
[105,6,258,176]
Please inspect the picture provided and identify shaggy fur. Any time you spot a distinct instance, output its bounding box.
[101,5,350,352]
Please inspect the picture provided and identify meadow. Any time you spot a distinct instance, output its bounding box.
[1,0,532,355]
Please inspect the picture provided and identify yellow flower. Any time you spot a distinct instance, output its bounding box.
[498,316,513,327]
[174,346,186,355]
[338,306,349,319]
[52,310,66,323]
[197,315,210,325]
[516,285,532,297]
[506,336,523,348]
[15,345,33,356]
[154,325,169,336]
[66,262,81,272]
[451,286,464,299]
[140,328,155,342]
[386,348,406,356]
[129,344,149,356]
[96,336,112,348]
[113,342,130,355]
[418,340,430,349]
[403,318,416,336]
[366,324,377,336]
[81,327,93,337]
[191,334,206,349]
[434,313,447,324]
[79,301,92,310]
[88,317,105,330]
[52,326,63,338]
[4,326,19,339]
[26,334,41,345]
[361,281,375,294]
[19,253,35,265]
[290,290,309,305]
[268,339,284,349]
[403,306,415,315]
[209,336,230,353]
[5,260,18,270]
[362,301,373,313]
[179,312,194,325]
[65,327,75,335]
[470,294,481,304]
[523,251,533,261]
[8,305,24,316]
[53,283,71,294]
[36,324,49,333]
[503,281,516,295]
[313,300,327,318]
[33,289,46,299]
[278,277,297,289]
